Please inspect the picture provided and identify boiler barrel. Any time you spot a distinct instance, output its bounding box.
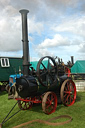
[16,76,38,98]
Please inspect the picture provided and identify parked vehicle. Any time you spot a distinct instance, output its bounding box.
[7,9,76,115]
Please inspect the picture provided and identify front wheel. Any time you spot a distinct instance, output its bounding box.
[18,100,33,110]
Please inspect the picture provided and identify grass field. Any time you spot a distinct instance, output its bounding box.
[0,91,85,128]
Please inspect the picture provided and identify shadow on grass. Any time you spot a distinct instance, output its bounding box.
[75,93,81,103]
[30,93,82,114]
[30,102,64,114]
[0,91,7,96]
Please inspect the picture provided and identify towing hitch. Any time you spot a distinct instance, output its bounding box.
[0,101,22,128]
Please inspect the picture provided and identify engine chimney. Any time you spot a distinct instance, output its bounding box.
[71,56,74,65]
[19,9,30,76]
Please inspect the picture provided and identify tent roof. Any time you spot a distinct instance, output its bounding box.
[30,60,49,70]
[71,60,85,73]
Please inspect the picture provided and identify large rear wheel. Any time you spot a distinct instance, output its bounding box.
[42,92,57,114]
[60,79,76,106]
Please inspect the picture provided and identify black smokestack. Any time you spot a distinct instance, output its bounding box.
[71,56,74,65]
[19,9,30,76]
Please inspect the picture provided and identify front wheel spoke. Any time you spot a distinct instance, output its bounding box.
[27,103,29,107]
[24,103,26,108]
[24,104,25,109]
[18,101,32,110]
[21,101,24,105]
[26,105,27,109]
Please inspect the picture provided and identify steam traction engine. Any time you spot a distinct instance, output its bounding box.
[8,9,76,115]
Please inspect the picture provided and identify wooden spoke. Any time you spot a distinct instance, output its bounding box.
[60,79,76,106]
[42,92,57,114]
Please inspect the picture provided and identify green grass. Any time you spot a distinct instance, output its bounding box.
[0,91,85,128]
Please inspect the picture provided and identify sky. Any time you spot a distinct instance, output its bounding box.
[0,0,85,63]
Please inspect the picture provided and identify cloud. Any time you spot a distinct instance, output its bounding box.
[52,16,85,39]
[0,0,85,62]
[35,48,54,58]
[35,33,71,58]
[38,34,70,49]
[51,15,85,54]
[0,0,10,7]
[29,17,43,35]
[78,42,85,53]
[1,0,82,22]
[0,8,44,52]
[0,51,22,57]
[44,0,79,11]
[0,16,22,51]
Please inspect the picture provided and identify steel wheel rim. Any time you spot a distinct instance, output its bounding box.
[42,92,57,114]
[18,100,33,110]
[60,79,76,106]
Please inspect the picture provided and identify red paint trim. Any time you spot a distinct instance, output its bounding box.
[63,80,76,106]
[45,92,57,115]
[15,97,42,104]
[65,66,71,77]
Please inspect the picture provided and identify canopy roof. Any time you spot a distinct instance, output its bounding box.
[71,60,85,73]
[30,60,50,70]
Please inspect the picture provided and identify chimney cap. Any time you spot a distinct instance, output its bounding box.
[19,9,29,14]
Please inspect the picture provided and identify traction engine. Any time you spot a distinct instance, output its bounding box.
[8,9,76,115]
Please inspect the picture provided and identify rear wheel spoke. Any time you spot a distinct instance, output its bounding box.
[61,79,76,106]
[65,94,69,103]
[42,92,57,114]
[64,93,67,98]
[46,104,51,109]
